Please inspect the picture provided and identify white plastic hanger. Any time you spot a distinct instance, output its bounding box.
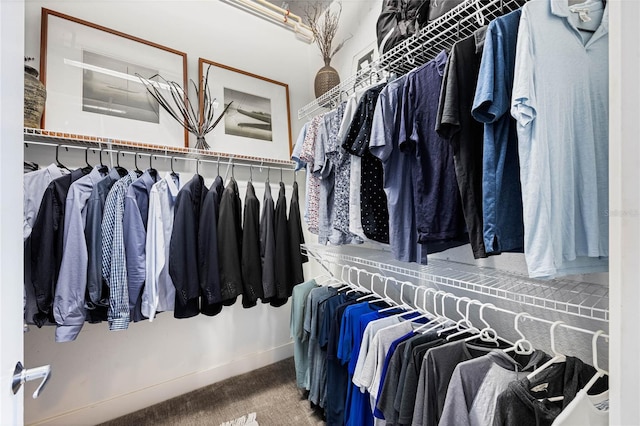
[503,313,535,355]
[464,302,503,345]
[580,330,609,394]
[439,296,475,337]
[527,321,567,380]
[415,290,450,334]
[357,273,385,302]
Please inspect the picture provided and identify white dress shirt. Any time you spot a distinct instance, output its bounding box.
[142,173,182,320]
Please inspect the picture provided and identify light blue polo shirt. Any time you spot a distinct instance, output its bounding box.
[511,0,609,278]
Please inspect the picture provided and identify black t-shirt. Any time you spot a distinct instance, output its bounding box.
[343,83,390,244]
[437,29,490,259]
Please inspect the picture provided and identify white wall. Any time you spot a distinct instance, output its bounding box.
[23,1,320,424]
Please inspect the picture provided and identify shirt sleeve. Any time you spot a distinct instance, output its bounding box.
[169,189,200,303]
[30,184,56,319]
[472,22,502,123]
[142,186,162,320]
[369,91,393,163]
[54,183,90,342]
[399,74,416,153]
[510,8,536,127]
[436,51,461,143]
[85,188,104,306]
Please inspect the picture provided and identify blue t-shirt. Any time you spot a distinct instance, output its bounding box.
[472,9,525,254]
[400,51,467,245]
[370,75,428,264]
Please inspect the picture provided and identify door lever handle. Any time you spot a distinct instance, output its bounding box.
[12,361,51,398]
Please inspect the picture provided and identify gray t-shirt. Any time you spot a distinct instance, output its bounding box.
[412,340,496,426]
[439,350,549,426]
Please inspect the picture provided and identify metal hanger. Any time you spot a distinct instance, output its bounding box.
[55,145,70,171]
[134,153,142,175]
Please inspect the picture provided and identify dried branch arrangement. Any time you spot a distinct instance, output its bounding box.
[137,65,231,150]
[304,1,349,64]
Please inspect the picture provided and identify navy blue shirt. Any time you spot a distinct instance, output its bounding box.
[472,9,525,254]
[400,51,467,245]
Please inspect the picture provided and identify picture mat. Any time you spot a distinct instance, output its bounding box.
[203,62,291,162]
[82,50,160,124]
[223,88,273,142]
[44,14,185,147]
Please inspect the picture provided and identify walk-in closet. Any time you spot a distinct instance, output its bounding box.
[1,0,638,425]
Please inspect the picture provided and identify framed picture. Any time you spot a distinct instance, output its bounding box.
[198,58,293,161]
[351,42,379,76]
[40,8,189,148]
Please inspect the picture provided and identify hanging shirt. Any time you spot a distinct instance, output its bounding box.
[290,279,318,390]
[23,163,66,241]
[102,171,138,331]
[218,177,243,305]
[493,356,608,426]
[472,9,525,254]
[85,167,128,310]
[511,0,609,278]
[124,169,159,322]
[288,180,307,290]
[260,180,276,301]
[551,389,609,426]
[413,340,497,426]
[400,51,467,246]
[299,115,324,234]
[439,350,549,426]
[370,75,428,264]
[271,182,290,306]
[31,167,90,327]
[241,181,262,308]
[199,175,224,316]
[54,166,109,342]
[169,174,208,319]
[343,83,390,244]
[292,122,309,171]
[315,111,334,245]
[142,172,182,320]
[436,28,490,259]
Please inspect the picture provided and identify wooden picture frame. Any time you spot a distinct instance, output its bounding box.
[40,8,189,148]
[198,58,293,161]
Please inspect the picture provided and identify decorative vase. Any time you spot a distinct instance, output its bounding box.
[24,65,46,129]
[314,58,340,99]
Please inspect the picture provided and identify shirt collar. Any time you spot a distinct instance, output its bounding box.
[164,172,181,197]
[434,50,448,77]
[46,163,65,180]
[88,165,108,184]
[107,167,123,182]
[551,0,609,32]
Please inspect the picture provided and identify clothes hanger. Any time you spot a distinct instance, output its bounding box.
[378,277,410,313]
[414,290,451,334]
[357,273,385,302]
[579,330,609,395]
[503,312,535,355]
[527,321,567,380]
[249,165,253,183]
[446,297,481,340]
[133,153,143,176]
[170,157,179,178]
[55,145,71,172]
[464,302,502,346]
[196,159,200,176]
[148,154,157,177]
[439,296,474,336]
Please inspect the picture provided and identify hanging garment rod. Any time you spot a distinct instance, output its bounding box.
[309,256,609,363]
[298,0,526,119]
[24,140,298,177]
[23,128,296,167]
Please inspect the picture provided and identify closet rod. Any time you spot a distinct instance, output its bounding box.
[23,128,296,167]
[322,260,608,344]
[24,140,298,174]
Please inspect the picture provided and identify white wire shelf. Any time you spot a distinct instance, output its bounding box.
[302,244,609,322]
[23,127,296,167]
[298,0,526,119]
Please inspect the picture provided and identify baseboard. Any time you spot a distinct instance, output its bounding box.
[29,342,294,426]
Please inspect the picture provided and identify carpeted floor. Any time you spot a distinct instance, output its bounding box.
[98,357,325,426]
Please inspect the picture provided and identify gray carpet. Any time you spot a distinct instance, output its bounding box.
[98,357,325,426]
